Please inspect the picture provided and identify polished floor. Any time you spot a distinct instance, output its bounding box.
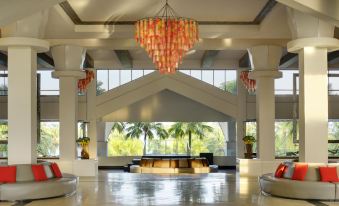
[0,170,338,206]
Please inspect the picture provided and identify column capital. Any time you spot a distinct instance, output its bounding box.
[249,69,282,80]
[51,45,86,71]
[247,45,282,72]
[287,37,339,53]
[0,37,49,52]
[52,70,85,79]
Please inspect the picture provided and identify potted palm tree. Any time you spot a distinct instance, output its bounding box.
[243,135,256,159]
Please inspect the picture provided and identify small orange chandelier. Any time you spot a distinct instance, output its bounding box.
[135,0,199,74]
[78,70,95,92]
[240,71,256,93]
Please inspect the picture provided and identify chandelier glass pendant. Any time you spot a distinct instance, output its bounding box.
[240,71,256,93]
[135,0,199,74]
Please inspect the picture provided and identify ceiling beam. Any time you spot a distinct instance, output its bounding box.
[279,52,297,68]
[239,52,250,68]
[83,52,94,68]
[47,38,290,50]
[115,50,133,68]
[253,0,277,24]
[328,50,339,65]
[201,50,219,68]
[37,53,54,68]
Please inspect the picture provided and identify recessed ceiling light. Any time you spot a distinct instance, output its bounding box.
[186,50,196,55]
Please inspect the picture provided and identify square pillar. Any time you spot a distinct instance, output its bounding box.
[298,47,328,163]
[7,47,37,164]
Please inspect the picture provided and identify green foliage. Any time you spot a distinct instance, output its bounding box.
[96,80,106,95]
[125,122,168,155]
[107,131,143,156]
[274,121,298,157]
[219,80,237,94]
[242,135,256,145]
[37,122,59,157]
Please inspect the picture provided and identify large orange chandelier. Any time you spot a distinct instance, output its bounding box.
[240,71,256,93]
[135,0,199,74]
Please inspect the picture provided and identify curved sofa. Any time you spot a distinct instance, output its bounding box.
[130,158,218,173]
[0,164,78,201]
[259,163,339,200]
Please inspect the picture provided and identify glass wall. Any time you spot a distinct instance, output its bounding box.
[274,70,339,95]
[37,121,60,158]
[0,120,8,158]
[96,69,155,95]
[245,119,339,158]
[0,70,7,96]
[37,71,59,95]
[179,69,237,94]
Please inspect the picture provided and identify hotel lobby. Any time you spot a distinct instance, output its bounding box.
[1,0,339,205]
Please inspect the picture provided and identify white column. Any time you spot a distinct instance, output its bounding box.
[236,69,247,158]
[51,45,86,163]
[0,11,49,164]
[86,69,97,159]
[248,45,282,161]
[286,8,339,163]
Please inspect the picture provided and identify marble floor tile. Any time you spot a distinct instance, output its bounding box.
[0,170,336,206]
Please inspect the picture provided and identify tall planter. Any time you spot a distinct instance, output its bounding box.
[244,144,253,159]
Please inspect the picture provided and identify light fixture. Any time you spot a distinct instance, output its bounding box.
[78,70,94,92]
[135,0,199,74]
[240,71,256,93]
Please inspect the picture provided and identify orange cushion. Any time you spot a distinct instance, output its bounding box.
[50,163,62,178]
[292,163,308,181]
[319,167,339,182]
[0,166,16,183]
[31,165,48,181]
[274,163,286,178]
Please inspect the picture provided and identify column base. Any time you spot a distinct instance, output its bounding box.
[55,159,98,177]
[237,158,290,177]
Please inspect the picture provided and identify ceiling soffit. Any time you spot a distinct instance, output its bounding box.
[60,0,277,26]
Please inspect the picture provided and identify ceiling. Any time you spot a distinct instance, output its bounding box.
[68,0,268,23]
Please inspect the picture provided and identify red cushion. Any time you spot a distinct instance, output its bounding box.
[0,166,16,183]
[319,167,339,182]
[292,163,308,181]
[31,165,48,181]
[50,163,62,178]
[274,163,286,178]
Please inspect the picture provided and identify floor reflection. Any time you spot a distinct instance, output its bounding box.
[0,170,324,206]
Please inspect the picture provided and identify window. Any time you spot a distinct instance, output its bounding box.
[37,122,60,158]
[328,71,339,95]
[0,70,7,96]
[179,69,237,94]
[109,70,119,90]
[96,70,108,94]
[107,122,227,156]
[0,121,8,158]
[120,70,132,85]
[96,69,156,94]
[244,121,257,154]
[202,70,213,85]
[274,70,298,95]
[225,70,237,94]
[37,71,59,95]
[275,120,298,157]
